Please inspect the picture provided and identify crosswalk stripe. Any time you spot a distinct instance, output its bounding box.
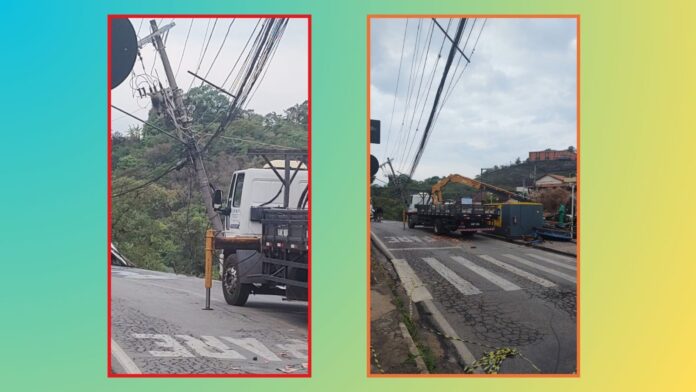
[422,257,481,296]
[478,255,557,288]
[451,256,521,291]
[503,254,577,283]
[525,253,576,271]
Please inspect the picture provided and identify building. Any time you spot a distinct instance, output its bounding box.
[528,148,576,161]
[535,174,576,189]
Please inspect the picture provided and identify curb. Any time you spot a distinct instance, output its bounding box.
[371,232,480,372]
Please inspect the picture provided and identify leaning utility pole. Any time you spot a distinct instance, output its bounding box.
[147,20,223,231]
[382,157,408,206]
[409,18,467,178]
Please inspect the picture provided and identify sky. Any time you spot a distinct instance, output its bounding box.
[111,17,308,135]
[370,18,577,181]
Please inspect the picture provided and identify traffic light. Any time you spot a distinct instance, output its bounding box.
[370,119,381,183]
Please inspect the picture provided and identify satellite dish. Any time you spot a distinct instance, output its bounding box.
[111,18,137,89]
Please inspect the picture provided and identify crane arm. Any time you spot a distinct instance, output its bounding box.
[431,174,531,204]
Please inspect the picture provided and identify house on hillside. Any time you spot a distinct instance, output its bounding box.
[535,174,576,189]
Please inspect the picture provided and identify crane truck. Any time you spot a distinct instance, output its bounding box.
[406,174,531,235]
[210,150,309,306]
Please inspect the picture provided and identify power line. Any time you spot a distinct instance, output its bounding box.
[175,19,195,78]
[437,18,487,121]
[201,18,289,154]
[401,19,451,172]
[408,18,467,177]
[188,18,215,90]
[111,105,184,143]
[392,20,423,169]
[197,131,296,149]
[243,19,288,109]
[383,19,409,163]
[398,20,436,173]
[202,19,235,83]
[221,19,262,88]
[396,20,433,172]
[113,158,187,198]
[439,18,476,107]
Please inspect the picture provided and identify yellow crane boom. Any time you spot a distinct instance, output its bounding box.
[431,174,532,204]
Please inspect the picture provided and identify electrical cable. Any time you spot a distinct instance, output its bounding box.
[202,19,235,83]
[175,19,195,78]
[187,18,214,90]
[383,19,409,163]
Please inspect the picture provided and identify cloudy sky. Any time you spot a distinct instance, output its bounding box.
[111,17,308,134]
[370,18,577,181]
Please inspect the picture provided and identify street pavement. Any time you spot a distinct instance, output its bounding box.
[371,220,577,374]
[110,266,308,375]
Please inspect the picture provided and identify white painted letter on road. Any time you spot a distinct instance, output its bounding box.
[222,337,281,361]
[132,334,194,357]
[177,335,245,359]
[277,339,308,359]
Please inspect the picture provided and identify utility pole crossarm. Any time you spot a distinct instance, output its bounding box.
[138,22,176,48]
[432,18,471,63]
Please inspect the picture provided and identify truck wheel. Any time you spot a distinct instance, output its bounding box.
[407,216,416,229]
[222,253,251,306]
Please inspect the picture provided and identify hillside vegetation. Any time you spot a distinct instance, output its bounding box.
[478,159,576,189]
[112,86,307,274]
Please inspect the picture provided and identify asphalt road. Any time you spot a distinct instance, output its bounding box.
[372,220,577,374]
[110,266,308,375]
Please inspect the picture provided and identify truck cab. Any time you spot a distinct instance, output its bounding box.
[407,192,431,214]
[213,160,309,306]
[223,166,308,236]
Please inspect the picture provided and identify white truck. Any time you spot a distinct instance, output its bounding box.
[211,152,309,306]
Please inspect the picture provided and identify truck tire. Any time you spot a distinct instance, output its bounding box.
[222,253,251,306]
[407,216,416,229]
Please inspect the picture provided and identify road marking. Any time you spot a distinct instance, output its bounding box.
[525,253,576,270]
[132,334,195,357]
[125,333,306,361]
[221,337,282,361]
[503,254,577,283]
[422,257,481,296]
[176,335,245,359]
[451,256,521,291]
[388,246,462,251]
[479,255,557,288]
[112,270,174,280]
[384,235,437,244]
[111,339,142,374]
[277,339,308,360]
[391,259,433,302]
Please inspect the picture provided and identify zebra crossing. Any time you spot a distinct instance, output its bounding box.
[416,252,576,296]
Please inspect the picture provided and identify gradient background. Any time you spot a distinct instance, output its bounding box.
[0,0,694,391]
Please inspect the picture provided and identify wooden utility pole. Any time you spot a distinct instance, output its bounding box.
[148,20,223,231]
